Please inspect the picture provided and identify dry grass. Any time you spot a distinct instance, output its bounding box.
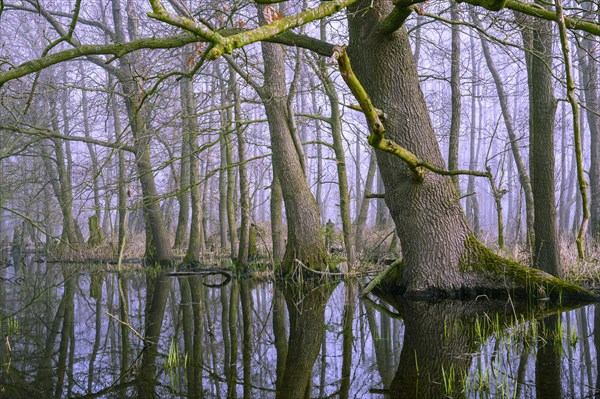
[560,238,600,285]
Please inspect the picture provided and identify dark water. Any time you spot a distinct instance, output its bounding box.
[0,261,598,398]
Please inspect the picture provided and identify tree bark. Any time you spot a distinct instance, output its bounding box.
[577,17,600,241]
[231,69,251,267]
[259,12,328,273]
[111,0,173,263]
[345,0,590,298]
[355,151,377,251]
[466,32,481,236]
[318,22,356,266]
[520,8,561,275]
[79,61,103,243]
[181,51,205,263]
[475,10,535,248]
[448,3,461,194]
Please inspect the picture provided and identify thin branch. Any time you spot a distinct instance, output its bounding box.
[555,0,589,259]
[1,125,135,153]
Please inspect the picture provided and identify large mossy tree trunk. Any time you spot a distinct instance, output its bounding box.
[260,40,328,274]
[347,0,475,295]
[346,0,591,299]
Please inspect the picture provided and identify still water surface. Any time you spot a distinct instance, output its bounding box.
[0,262,597,398]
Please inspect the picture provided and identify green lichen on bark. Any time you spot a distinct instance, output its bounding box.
[460,235,596,301]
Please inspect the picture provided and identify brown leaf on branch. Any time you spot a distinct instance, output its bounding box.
[263,5,283,24]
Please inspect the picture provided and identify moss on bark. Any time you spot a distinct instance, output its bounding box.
[369,235,596,302]
[460,235,595,301]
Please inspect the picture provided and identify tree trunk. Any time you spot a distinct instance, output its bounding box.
[521,9,561,276]
[467,32,481,236]
[577,23,600,240]
[355,151,377,251]
[231,69,251,267]
[346,0,588,298]
[559,101,570,233]
[110,75,128,256]
[348,2,474,294]
[45,102,80,248]
[219,131,229,254]
[318,24,356,266]
[111,0,172,264]
[181,52,205,263]
[260,38,328,273]
[270,170,285,264]
[173,101,190,250]
[217,69,239,260]
[225,110,238,260]
[448,3,461,194]
[475,10,535,248]
[79,62,103,243]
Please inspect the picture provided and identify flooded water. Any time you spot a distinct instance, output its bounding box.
[0,261,598,398]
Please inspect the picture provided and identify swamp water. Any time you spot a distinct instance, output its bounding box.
[0,262,597,398]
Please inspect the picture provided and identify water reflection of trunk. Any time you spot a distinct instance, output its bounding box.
[595,305,600,398]
[240,280,254,399]
[179,277,194,395]
[385,300,480,398]
[535,315,562,398]
[276,282,336,399]
[87,272,104,393]
[227,281,239,399]
[340,283,356,399]
[35,272,68,392]
[189,278,204,396]
[119,275,131,376]
[221,286,231,382]
[273,286,287,389]
[365,302,394,387]
[55,269,77,398]
[137,273,172,399]
[180,276,204,398]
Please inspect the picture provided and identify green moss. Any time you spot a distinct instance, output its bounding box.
[361,259,403,297]
[461,235,596,301]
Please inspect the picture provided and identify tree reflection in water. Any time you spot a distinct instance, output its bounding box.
[0,264,597,398]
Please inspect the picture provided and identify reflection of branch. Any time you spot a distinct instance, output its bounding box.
[103,346,148,393]
[362,296,403,319]
[106,312,149,344]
